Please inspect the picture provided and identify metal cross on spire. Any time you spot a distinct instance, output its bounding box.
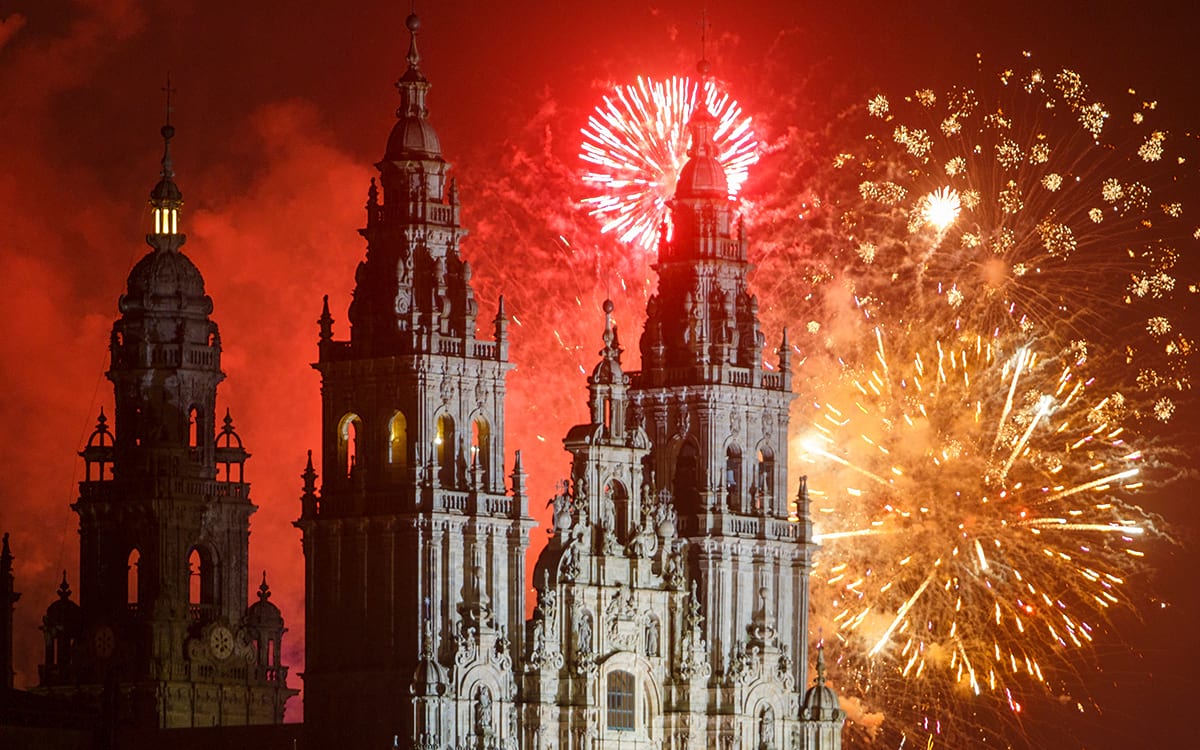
[162,74,176,126]
[696,5,712,78]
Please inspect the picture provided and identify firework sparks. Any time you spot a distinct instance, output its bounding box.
[799,313,1161,744]
[920,186,962,232]
[754,59,1196,432]
[580,75,758,251]
[742,56,1196,745]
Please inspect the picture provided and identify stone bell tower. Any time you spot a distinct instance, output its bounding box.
[34,110,295,727]
[626,60,823,750]
[296,13,534,750]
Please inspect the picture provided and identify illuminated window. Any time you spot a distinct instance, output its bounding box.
[388,411,408,470]
[607,670,635,731]
[153,207,178,235]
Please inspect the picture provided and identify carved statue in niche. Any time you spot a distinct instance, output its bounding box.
[575,611,592,656]
[599,484,616,534]
[645,618,660,657]
[758,706,775,750]
[474,685,493,738]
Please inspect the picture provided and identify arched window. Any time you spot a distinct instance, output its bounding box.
[606,670,636,731]
[338,413,362,479]
[726,445,743,510]
[388,411,408,472]
[471,417,490,486]
[756,447,776,508]
[127,549,140,609]
[436,414,456,487]
[674,442,700,510]
[187,547,215,621]
[188,406,200,451]
[188,549,202,607]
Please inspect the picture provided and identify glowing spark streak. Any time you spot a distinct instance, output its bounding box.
[974,539,990,571]
[807,443,895,487]
[999,393,1052,481]
[1041,468,1141,503]
[814,529,889,542]
[870,571,935,657]
[993,348,1028,454]
[1022,521,1145,535]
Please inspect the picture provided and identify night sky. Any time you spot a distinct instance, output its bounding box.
[1,1,1197,747]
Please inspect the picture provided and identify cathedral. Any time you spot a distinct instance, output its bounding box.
[0,11,844,750]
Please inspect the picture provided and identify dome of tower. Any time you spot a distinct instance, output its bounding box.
[43,574,82,635]
[801,681,840,718]
[123,248,209,310]
[385,115,443,161]
[150,176,183,204]
[676,153,729,198]
[801,645,846,721]
[675,109,729,199]
[409,652,449,696]
[245,573,284,631]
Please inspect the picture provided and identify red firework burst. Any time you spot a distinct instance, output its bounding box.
[580,75,758,251]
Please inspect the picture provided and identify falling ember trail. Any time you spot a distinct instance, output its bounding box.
[870,570,936,657]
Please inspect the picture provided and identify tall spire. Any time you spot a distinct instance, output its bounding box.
[386,11,441,160]
[675,38,727,200]
[149,77,184,243]
[814,640,827,686]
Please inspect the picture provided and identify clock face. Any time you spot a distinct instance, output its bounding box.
[93,626,115,659]
[209,625,235,660]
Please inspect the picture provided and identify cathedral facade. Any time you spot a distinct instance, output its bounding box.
[297,13,844,750]
[2,12,844,750]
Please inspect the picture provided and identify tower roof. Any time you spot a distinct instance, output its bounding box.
[802,642,845,720]
[589,299,625,385]
[42,572,82,634]
[675,59,729,200]
[124,246,207,306]
[119,106,213,314]
[149,123,183,205]
[245,572,284,630]
[122,115,211,316]
[385,12,443,161]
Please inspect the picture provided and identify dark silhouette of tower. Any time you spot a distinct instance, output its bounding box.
[0,534,18,692]
[33,112,296,727]
[296,13,534,749]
